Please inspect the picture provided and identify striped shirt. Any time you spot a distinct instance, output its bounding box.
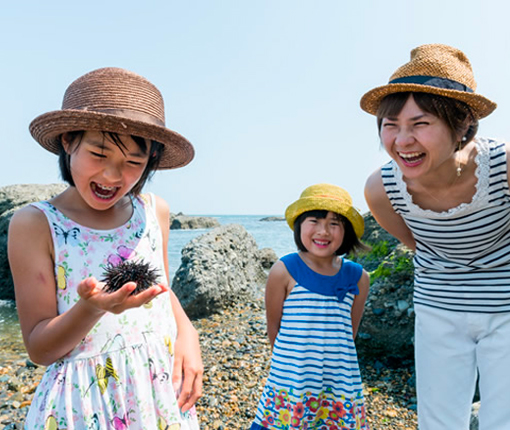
[382,137,510,313]
[251,253,367,429]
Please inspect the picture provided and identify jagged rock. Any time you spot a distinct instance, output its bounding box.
[259,216,285,222]
[170,212,220,230]
[351,213,415,359]
[172,224,268,318]
[256,248,278,270]
[0,183,68,300]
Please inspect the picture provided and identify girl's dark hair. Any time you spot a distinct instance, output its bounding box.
[58,131,164,196]
[293,210,369,256]
[376,92,478,150]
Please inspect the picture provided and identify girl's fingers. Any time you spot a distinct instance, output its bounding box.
[172,353,184,394]
[77,277,102,300]
[80,280,169,314]
[180,370,203,412]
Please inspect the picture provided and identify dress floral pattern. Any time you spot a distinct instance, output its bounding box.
[24,194,199,430]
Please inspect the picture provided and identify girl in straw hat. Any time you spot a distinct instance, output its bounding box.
[250,184,370,430]
[8,67,201,429]
[362,43,509,429]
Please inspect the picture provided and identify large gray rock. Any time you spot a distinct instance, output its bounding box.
[0,183,68,300]
[351,213,415,359]
[170,212,220,230]
[172,224,270,318]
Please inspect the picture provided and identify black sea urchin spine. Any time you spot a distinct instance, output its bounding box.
[102,260,160,295]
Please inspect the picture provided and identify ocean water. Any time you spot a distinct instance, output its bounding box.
[0,215,295,340]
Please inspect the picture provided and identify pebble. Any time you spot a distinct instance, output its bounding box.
[0,298,417,429]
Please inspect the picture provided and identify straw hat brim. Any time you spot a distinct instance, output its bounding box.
[29,109,194,170]
[360,83,497,119]
[285,196,364,239]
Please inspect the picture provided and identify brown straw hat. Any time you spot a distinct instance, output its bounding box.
[29,67,194,169]
[360,44,497,119]
[285,183,364,238]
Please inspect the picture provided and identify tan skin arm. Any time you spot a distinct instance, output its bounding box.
[265,260,295,348]
[8,205,165,366]
[351,269,370,338]
[153,194,203,412]
[365,168,416,251]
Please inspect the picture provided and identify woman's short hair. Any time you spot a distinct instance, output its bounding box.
[376,92,478,149]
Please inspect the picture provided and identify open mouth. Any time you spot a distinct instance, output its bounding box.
[398,151,425,166]
[91,182,119,200]
[313,239,330,248]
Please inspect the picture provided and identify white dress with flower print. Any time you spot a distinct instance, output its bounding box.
[24,194,199,430]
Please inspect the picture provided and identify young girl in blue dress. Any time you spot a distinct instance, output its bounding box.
[8,67,202,429]
[251,183,370,430]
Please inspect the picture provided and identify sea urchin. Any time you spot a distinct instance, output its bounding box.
[102,260,160,295]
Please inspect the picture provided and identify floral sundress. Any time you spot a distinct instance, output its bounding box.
[24,193,199,430]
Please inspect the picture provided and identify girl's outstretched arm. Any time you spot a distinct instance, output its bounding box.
[365,168,416,251]
[265,260,294,348]
[154,194,203,412]
[351,269,370,338]
[8,206,167,366]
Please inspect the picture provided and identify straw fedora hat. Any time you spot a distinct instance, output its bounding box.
[360,44,496,119]
[29,67,194,169]
[285,183,364,238]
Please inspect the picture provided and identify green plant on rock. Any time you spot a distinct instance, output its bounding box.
[369,250,414,282]
[366,240,389,259]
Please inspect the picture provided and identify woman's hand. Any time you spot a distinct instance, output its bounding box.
[77,277,169,315]
[172,322,204,412]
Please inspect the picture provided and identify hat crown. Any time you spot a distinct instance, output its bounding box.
[285,183,364,238]
[390,43,477,91]
[300,183,352,204]
[62,67,166,126]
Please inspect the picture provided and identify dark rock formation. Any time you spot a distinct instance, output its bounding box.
[172,224,269,318]
[0,183,68,300]
[256,248,278,270]
[259,216,285,222]
[170,212,220,230]
[352,213,415,359]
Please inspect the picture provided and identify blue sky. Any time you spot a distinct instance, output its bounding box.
[2,1,510,214]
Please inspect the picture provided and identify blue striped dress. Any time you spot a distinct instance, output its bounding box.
[381,137,510,313]
[251,253,367,430]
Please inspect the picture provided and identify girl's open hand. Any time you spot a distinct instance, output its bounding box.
[77,277,169,315]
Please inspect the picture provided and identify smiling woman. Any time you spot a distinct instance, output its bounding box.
[362,43,510,430]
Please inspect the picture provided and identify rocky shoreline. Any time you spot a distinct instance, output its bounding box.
[0,297,417,430]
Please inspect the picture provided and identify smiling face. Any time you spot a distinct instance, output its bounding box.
[379,94,461,181]
[63,131,150,210]
[299,211,345,259]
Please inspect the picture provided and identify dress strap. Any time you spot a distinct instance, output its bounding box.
[280,253,362,301]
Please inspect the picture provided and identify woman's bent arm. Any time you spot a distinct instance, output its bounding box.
[365,169,416,251]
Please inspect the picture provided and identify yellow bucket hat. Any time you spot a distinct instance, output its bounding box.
[285,184,364,238]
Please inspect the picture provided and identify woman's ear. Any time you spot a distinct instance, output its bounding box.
[458,117,475,143]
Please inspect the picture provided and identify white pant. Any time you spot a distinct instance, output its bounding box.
[415,304,510,430]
